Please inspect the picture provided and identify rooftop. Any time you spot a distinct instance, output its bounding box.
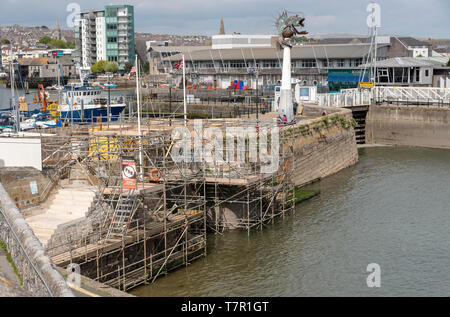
[360,56,446,68]
[163,43,386,62]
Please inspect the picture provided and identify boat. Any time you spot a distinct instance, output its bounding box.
[0,112,15,131]
[46,84,64,91]
[59,78,126,122]
[102,83,117,89]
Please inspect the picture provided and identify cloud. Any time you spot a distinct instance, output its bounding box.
[306,15,336,28]
[0,0,448,38]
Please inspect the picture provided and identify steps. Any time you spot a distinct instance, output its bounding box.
[25,184,97,247]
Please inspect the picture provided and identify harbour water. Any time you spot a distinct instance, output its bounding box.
[131,147,450,297]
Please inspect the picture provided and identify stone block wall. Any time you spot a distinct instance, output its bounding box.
[0,167,51,209]
[366,105,450,149]
[288,107,359,187]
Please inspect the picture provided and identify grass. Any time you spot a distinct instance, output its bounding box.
[0,239,24,287]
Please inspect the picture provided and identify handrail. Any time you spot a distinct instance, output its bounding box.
[0,206,54,296]
[317,86,450,108]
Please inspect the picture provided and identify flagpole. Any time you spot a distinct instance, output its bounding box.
[135,54,143,181]
[182,54,187,127]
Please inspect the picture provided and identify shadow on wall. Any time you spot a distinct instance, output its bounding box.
[0,159,4,168]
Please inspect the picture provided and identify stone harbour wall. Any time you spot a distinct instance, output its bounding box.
[289,106,359,187]
[0,182,74,297]
[366,105,450,149]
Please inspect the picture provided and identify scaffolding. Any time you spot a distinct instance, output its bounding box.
[34,114,297,291]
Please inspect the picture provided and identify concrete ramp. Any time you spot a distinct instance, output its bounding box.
[26,184,97,247]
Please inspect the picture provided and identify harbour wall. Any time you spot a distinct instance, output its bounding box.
[366,105,450,149]
[291,105,359,187]
[211,106,359,230]
[0,182,74,297]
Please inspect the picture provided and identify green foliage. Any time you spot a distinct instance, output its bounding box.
[447,58,450,67]
[91,60,108,73]
[321,117,330,128]
[37,36,75,49]
[1,38,11,45]
[285,189,320,208]
[124,62,133,73]
[291,36,310,43]
[0,240,24,287]
[143,61,150,73]
[38,36,52,44]
[104,61,119,73]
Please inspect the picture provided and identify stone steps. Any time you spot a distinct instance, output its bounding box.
[25,184,97,247]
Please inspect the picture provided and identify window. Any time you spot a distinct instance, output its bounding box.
[301,60,316,68]
[337,59,345,67]
[425,69,429,77]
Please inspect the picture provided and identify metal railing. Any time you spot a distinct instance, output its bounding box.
[317,87,450,108]
[0,206,53,296]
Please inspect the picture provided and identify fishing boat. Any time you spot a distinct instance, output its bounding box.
[59,78,126,122]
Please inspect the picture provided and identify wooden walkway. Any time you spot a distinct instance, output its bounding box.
[49,213,203,267]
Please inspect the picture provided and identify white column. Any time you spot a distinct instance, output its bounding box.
[278,46,294,122]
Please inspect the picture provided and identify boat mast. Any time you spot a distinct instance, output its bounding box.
[182,54,187,127]
[135,55,144,180]
[10,50,19,132]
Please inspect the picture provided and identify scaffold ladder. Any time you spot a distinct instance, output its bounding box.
[106,189,140,240]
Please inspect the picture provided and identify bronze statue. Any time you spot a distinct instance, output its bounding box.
[275,10,308,48]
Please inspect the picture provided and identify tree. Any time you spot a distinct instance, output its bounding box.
[124,62,133,73]
[91,60,108,73]
[37,36,75,49]
[143,61,150,73]
[38,36,52,45]
[104,61,119,73]
[1,39,10,45]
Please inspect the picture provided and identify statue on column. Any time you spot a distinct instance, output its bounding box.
[275,11,307,124]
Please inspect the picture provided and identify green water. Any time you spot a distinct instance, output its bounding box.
[131,147,450,297]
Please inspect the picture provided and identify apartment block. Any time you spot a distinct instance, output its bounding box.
[75,5,135,71]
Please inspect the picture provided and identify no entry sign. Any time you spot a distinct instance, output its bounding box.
[122,156,137,189]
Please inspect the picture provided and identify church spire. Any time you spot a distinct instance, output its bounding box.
[219,17,225,35]
[54,19,61,40]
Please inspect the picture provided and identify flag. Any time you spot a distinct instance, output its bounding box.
[128,66,136,79]
[173,61,183,70]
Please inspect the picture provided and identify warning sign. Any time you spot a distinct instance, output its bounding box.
[122,156,137,189]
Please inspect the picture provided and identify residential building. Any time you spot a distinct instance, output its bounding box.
[17,56,76,79]
[75,5,135,71]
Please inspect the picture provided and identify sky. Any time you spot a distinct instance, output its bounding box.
[1,0,449,38]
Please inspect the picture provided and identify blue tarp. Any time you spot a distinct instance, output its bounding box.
[327,76,369,82]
